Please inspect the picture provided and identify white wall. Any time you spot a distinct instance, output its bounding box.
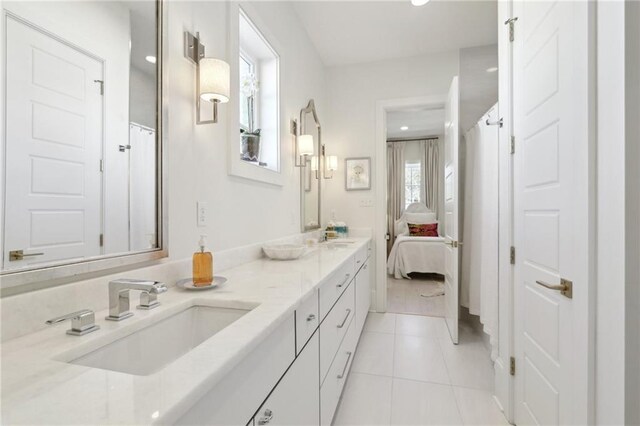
[459,44,499,133]
[167,1,325,260]
[323,51,459,229]
[130,66,156,129]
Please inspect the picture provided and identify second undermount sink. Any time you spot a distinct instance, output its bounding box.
[69,305,251,376]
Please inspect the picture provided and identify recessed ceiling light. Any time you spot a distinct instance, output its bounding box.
[411,0,430,5]
[400,126,409,131]
[145,55,157,64]
[486,67,498,73]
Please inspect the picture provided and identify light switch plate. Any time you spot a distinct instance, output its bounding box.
[359,198,373,207]
[197,201,208,227]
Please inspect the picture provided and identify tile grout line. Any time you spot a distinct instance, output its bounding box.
[388,313,397,425]
[439,333,467,425]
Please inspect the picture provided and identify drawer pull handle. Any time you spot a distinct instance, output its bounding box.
[306,313,316,322]
[337,274,351,288]
[337,351,353,379]
[258,409,273,425]
[337,308,351,328]
[356,259,361,264]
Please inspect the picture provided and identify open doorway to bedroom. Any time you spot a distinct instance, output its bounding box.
[385,106,447,318]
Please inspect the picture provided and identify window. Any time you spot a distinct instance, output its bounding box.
[405,162,421,208]
[238,9,279,172]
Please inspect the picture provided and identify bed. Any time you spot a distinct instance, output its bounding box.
[386,203,445,279]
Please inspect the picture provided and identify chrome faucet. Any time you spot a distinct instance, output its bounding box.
[105,279,168,321]
[46,309,100,336]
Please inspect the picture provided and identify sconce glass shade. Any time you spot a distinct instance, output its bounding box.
[199,58,230,103]
[298,135,314,156]
[310,156,319,171]
[326,155,338,171]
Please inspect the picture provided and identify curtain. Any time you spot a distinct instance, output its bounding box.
[129,123,157,251]
[419,139,440,218]
[460,106,500,361]
[387,142,405,253]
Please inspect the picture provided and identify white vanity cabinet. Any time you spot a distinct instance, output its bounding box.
[178,241,373,426]
[254,333,320,426]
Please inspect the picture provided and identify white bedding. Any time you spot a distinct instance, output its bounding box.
[386,235,445,279]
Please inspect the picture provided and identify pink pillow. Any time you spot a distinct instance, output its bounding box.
[408,223,438,237]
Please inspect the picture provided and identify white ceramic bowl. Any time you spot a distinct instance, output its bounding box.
[262,244,306,260]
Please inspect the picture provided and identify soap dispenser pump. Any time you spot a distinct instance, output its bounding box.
[193,235,213,286]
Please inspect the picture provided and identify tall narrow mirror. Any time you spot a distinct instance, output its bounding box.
[300,100,321,231]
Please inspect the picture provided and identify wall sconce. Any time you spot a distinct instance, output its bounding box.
[310,155,319,171]
[321,144,337,179]
[325,154,338,179]
[292,119,315,167]
[184,31,230,124]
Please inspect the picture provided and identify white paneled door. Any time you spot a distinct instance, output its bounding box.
[443,77,460,345]
[513,0,591,424]
[4,16,103,270]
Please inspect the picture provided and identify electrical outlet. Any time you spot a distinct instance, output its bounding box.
[359,198,373,207]
[197,201,208,227]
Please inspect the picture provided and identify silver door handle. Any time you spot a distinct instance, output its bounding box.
[258,409,273,425]
[337,351,353,379]
[336,274,351,288]
[337,309,351,328]
[535,278,573,299]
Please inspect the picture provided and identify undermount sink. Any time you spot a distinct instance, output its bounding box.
[69,305,250,376]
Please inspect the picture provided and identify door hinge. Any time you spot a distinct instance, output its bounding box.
[505,17,518,42]
[510,136,515,154]
[510,246,516,265]
[94,79,104,95]
[510,357,516,375]
[99,234,104,247]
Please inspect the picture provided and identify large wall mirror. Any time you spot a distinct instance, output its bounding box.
[300,100,321,232]
[1,0,166,290]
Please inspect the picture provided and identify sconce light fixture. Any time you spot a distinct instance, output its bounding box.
[293,119,315,167]
[184,31,230,124]
[321,145,338,179]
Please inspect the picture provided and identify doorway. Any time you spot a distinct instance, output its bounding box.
[384,106,446,318]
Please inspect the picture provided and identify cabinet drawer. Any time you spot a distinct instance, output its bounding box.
[320,281,355,384]
[319,260,354,319]
[354,244,369,272]
[255,332,320,426]
[320,316,358,426]
[296,291,319,354]
[176,315,295,426]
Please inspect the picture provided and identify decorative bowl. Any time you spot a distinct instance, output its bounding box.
[262,244,306,260]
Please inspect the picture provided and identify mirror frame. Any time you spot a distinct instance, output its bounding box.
[0,0,168,295]
[300,99,322,233]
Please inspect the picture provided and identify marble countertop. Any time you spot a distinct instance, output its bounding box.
[1,238,370,425]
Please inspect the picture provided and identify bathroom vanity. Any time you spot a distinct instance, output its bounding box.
[1,238,372,425]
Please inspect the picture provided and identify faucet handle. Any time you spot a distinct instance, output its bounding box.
[46,309,100,336]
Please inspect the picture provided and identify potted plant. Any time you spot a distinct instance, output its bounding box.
[240,72,261,163]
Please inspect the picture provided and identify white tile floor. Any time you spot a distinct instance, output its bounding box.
[387,275,446,317]
[333,313,508,426]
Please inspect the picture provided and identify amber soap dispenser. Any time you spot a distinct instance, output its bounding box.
[193,235,213,286]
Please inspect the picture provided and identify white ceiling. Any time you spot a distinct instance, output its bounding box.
[387,107,445,139]
[292,1,498,66]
